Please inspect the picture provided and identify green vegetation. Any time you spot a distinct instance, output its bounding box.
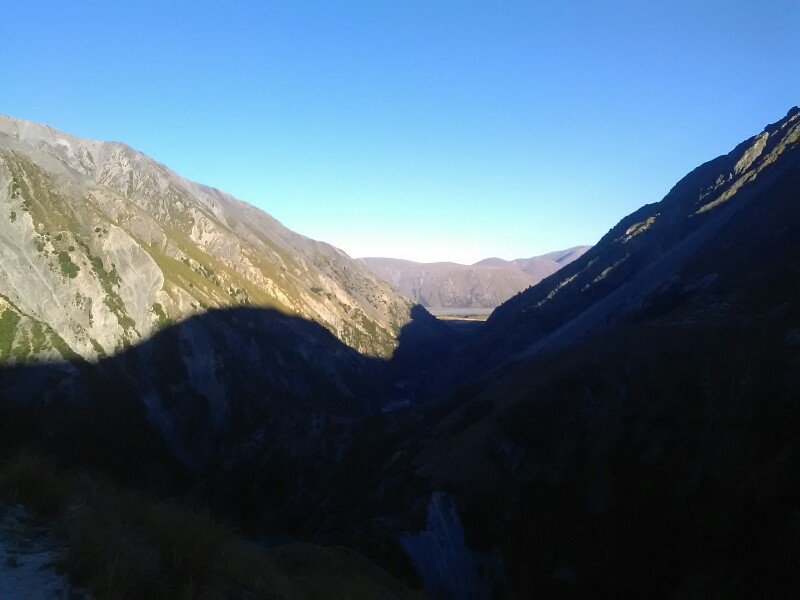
[51,330,80,361]
[79,241,137,334]
[12,329,30,361]
[5,154,81,234]
[151,303,172,328]
[0,305,78,362]
[29,321,48,355]
[89,337,106,358]
[58,251,80,279]
[88,254,121,288]
[227,286,251,305]
[144,229,277,311]
[9,211,16,222]
[197,263,220,285]
[0,308,21,360]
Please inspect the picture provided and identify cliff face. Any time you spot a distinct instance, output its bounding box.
[0,114,414,361]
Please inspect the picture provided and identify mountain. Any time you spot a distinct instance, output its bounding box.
[1,107,799,597]
[362,246,589,309]
[468,106,800,374]
[0,114,451,596]
[396,106,800,594]
[0,114,416,360]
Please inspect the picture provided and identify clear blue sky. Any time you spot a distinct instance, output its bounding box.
[4,1,799,263]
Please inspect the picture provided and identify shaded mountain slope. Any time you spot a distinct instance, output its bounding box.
[473,107,800,372]
[362,246,589,309]
[0,304,457,476]
[0,114,414,359]
[0,304,455,594]
[397,108,800,595]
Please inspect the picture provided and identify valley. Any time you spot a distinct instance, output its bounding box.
[1,106,799,597]
[362,247,589,310]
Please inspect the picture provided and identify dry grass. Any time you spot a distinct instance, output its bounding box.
[0,451,73,517]
[0,450,417,599]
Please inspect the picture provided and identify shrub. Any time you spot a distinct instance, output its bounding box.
[0,451,73,516]
[58,251,80,279]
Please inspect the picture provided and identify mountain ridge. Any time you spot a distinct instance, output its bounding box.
[361,246,589,309]
[0,113,418,360]
[467,105,800,372]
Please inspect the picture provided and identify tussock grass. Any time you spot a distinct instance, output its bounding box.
[0,450,416,598]
[0,450,73,517]
[0,450,272,597]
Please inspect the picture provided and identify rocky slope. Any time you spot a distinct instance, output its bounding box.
[0,114,414,361]
[362,246,589,309]
[389,106,800,595]
[469,107,800,373]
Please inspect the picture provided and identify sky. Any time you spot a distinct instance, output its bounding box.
[3,1,800,263]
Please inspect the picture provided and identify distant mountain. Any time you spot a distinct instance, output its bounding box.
[0,114,416,360]
[362,246,589,309]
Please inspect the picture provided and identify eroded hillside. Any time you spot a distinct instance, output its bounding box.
[0,115,414,360]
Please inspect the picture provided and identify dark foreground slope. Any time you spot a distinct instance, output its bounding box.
[0,303,456,478]
[0,305,458,596]
[271,106,799,597]
[410,165,800,594]
[396,108,800,595]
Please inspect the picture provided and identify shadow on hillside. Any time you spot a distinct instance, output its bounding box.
[0,303,459,488]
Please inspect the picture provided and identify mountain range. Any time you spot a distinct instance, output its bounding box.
[1,107,799,597]
[362,246,590,310]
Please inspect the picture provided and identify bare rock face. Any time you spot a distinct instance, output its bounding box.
[0,114,414,363]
